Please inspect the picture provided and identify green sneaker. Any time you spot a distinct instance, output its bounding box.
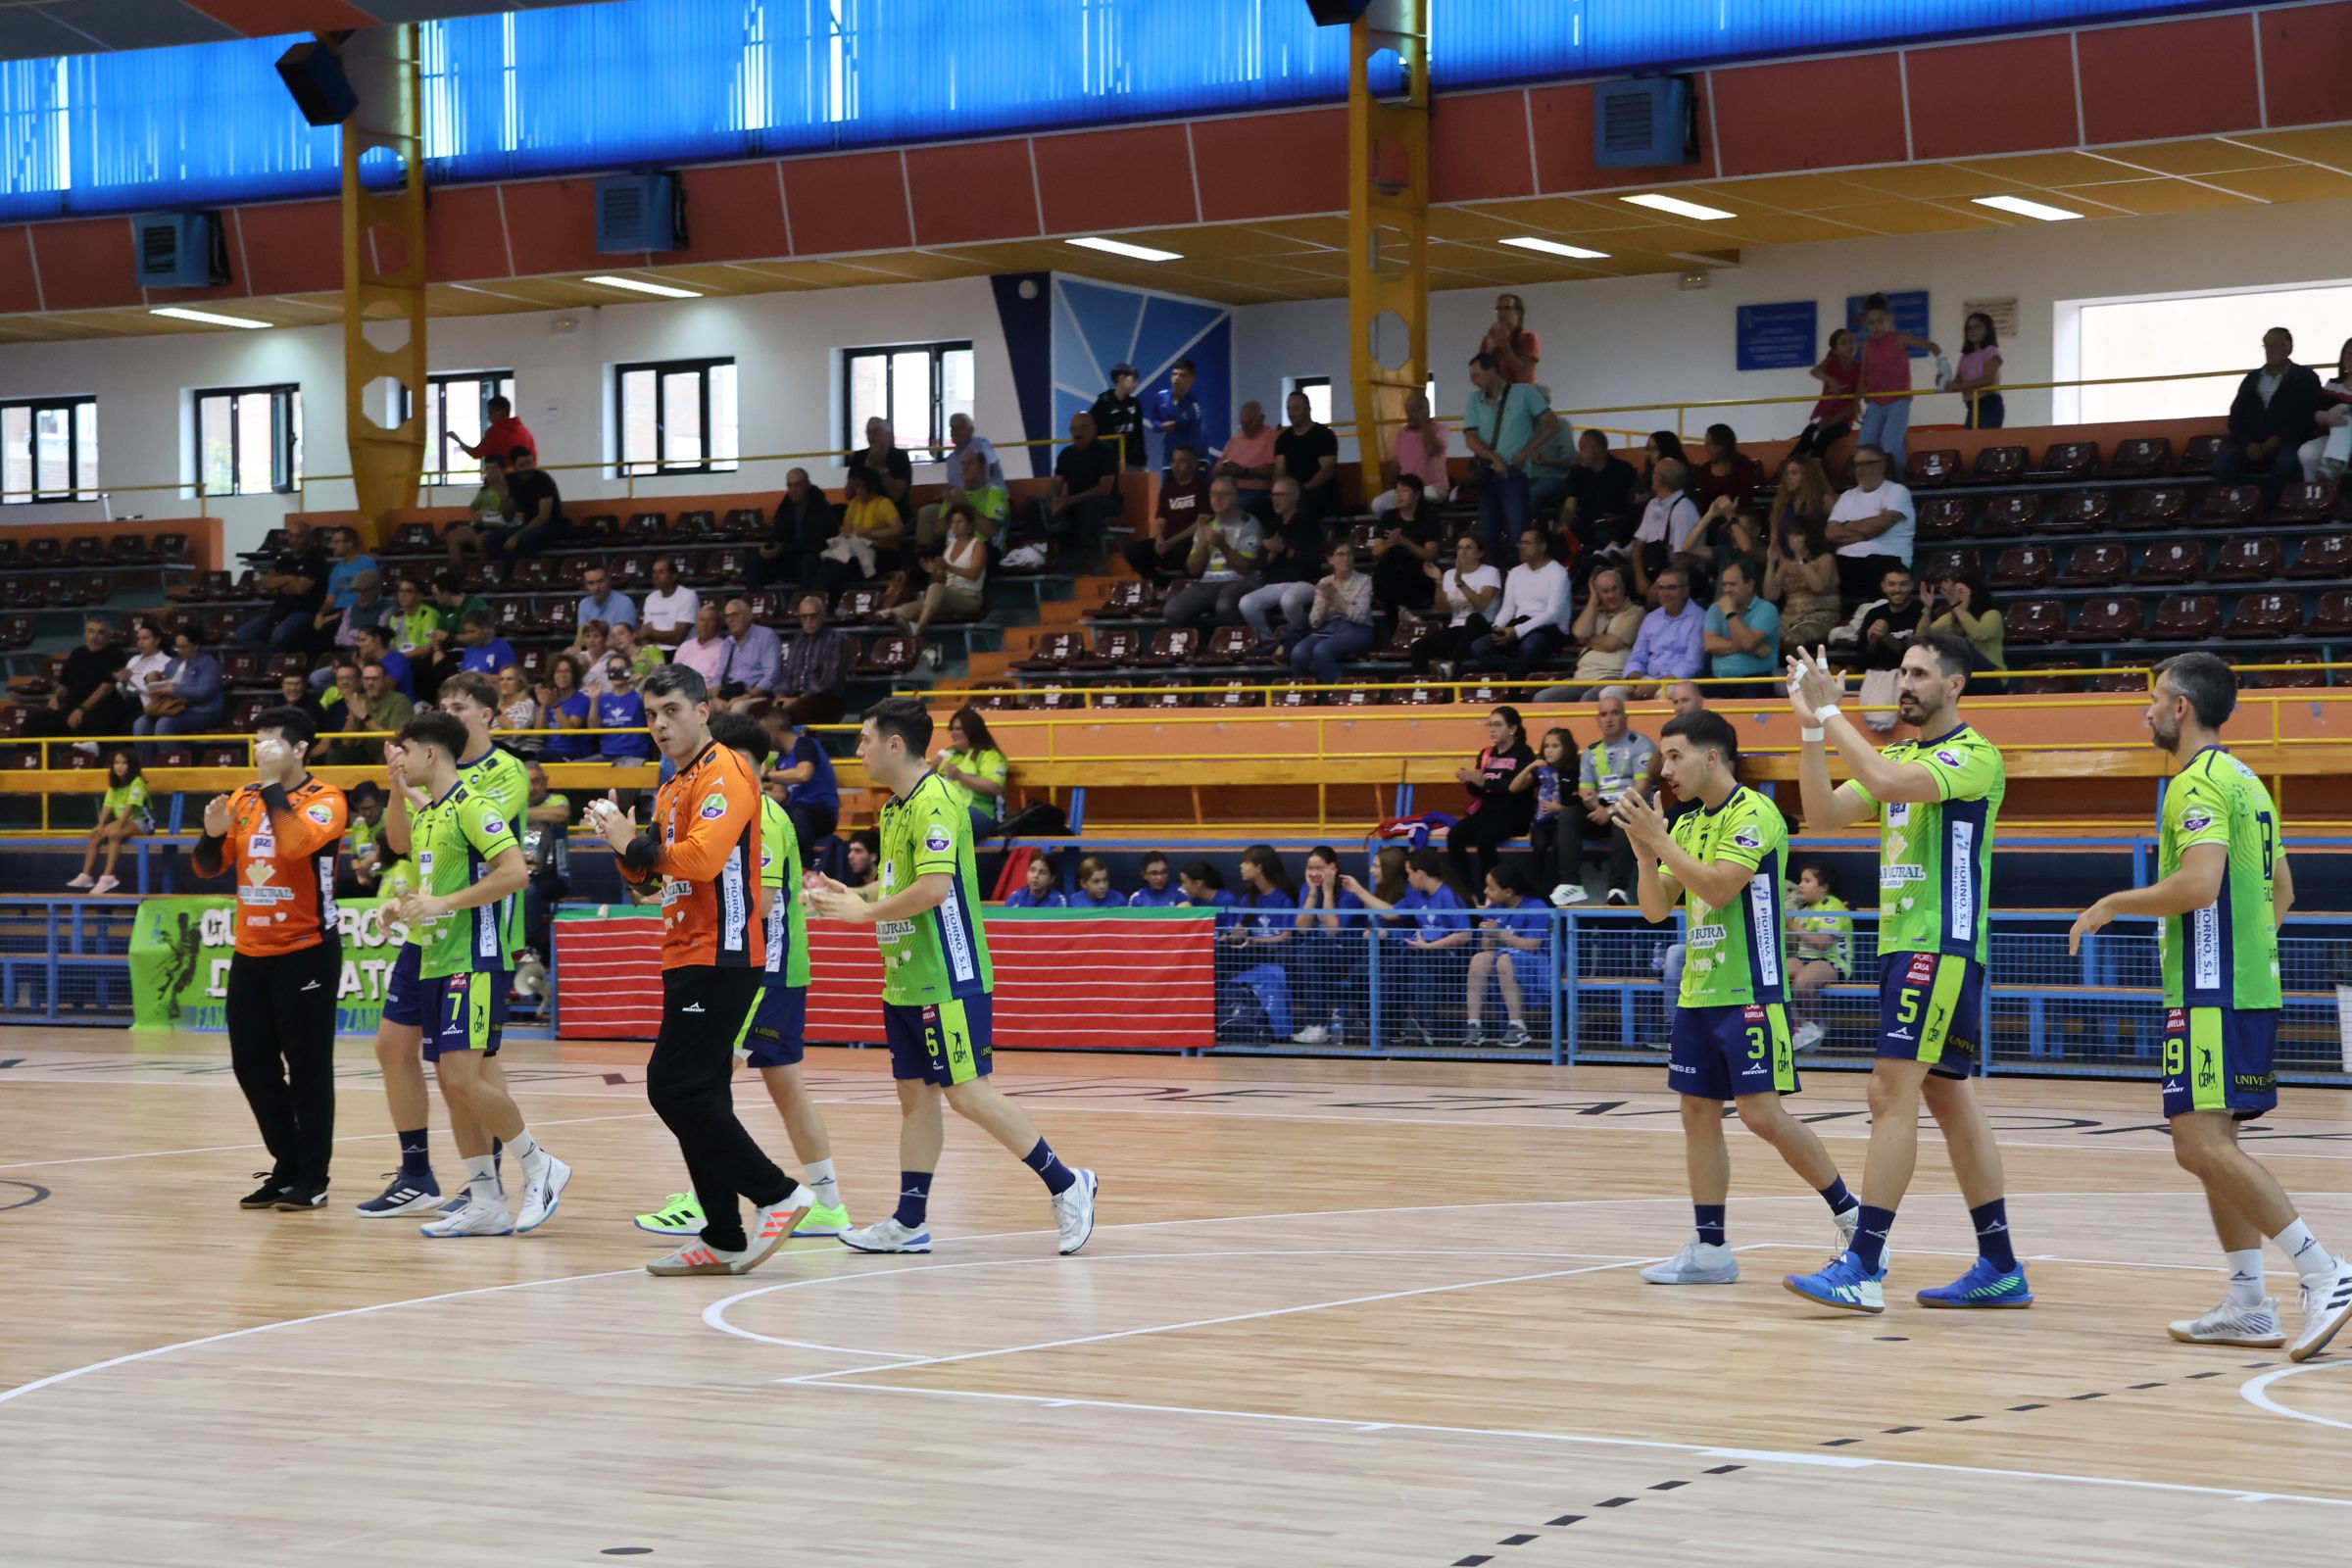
[634,1192,704,1237]
[796,1201,853,1238]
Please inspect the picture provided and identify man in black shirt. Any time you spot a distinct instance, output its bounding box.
[1122,444,1213,581]
[1856,565,1920,671]
[26,614,131,755]
[752,466,835,591]
[1028,411,1123,558]
[485,446,567,562]
[1274,389,1341,520]
[1559,429,1641,558]
[1090,364,1148,472]
[851,417,914,518]
[237,519,328,650]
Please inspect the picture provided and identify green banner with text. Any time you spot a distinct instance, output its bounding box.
[129,897,411,1033]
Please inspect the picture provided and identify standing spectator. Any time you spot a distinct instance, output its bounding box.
[1558,429,1640,561]
[322,527,379,612]
[1621,569,1705,695]
[483,446,566,561]
[895,503,988,668]
[1147,358,1206,472]
[1290,540,1377,686]
[537,655,594,761]
[1513,724,1585,906]
[595,660,653,762]
[1948,312,2004,430]
[237,520,328,650]
[1443,706,1536,891]
[1465,526,1570,677]
[1237,477,1322,648]
[936,706,1010,837]
[640,556,700,650]
[1465,865,1547,1049]
[1825,444,1916,603]
[576,564,636,631]
[1856,565,1921,671]
[136,629,224,742]
[1854,292,1939,469]
[1689,424,1762,515]
[1411,533,1501,675]
[1029,412,1123,557]
[1091,364,1149,471]
[751,469,833,594]
[1578,687,1659,905]
[850,416,913,520]
[1216,400,1280,519]
[1375,390,1451,514]
[1368,474,1444,613]
[1764,508,1842,652]
[671,603,729,692]
[1463,352,1560,561]
[1791,328,1863,460]
[68,748,152,894]
[1478,292,1542,384]
[765,713,840,852]
[25,615,129,751]
[715,597,785,713]
[444,393,535,466]
[1163,478,1264,631]
[495,665,540,757]
[1123,445,1212,582]
[2216,326,2326,506]
[1629,458,1702,596]
[1922,573,2004,675]
[1275,388,1342,521]
[1005,855,1068,908]
[1785,858,1852,1054]
[455,611,516,676]
[1701,558,1780,695]
[1550,565,1643,699]
[2299,336,2352,482]
[772,593,852,727]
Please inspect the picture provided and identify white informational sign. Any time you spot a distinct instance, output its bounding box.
[1964,297,2021,341]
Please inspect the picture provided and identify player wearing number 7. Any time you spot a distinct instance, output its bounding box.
[1611,710,1861,1286]
[1782,634,2031,1314]
[2070,653,2352,1360]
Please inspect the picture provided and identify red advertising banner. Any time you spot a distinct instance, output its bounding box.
[553,906,1216,1052]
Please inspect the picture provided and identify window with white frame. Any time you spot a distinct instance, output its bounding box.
[615,358,738,476]
[192,384,301,496]
[0,394,96,504]
[420,369,517,485]
[842,340,973,463]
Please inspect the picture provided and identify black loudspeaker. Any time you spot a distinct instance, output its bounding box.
[1303,0,1372,22]
[275,41,360,127]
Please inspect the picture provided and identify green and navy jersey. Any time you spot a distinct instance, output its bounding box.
[2159,746,2281,1010]
[1665,785,1788,1007]
[876,770,994,1005]
[1847,724,2004,964]
[758,795,811,989]
[409,779,522,978]
[1788,894,1853,976]
[101,777,151,825]
[403,743,530,953]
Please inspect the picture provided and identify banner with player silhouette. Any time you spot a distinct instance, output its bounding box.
[127,897,410,1034]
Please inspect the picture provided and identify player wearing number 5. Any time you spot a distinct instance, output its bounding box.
[1783,634,2030,1314]
[2070,653,2352,1360]
[1613,710,1859,1285]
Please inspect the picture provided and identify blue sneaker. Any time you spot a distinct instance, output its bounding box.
[1918,1258,2034,1309]
[354,1171,441,1218]
[1784,1251,1887,1314]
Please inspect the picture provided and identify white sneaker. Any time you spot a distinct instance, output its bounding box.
[646,1239,751,1276]
[1053,1168,1100,1255]
[736,1187,814,1274]
[1605,888,1632,906]
[1292,1024,1330,1045]
[2290,1259,2352,1361]
[1793,1021,1826,1053]
[1835,1205,1859,1258]
[514,1154,571,1235]
[1642,1237,1740,1285]
[90,875,119,896]
[2169,1296,2284,1348]
[1547,883,1588,907]
[840,1216,933,1253]
[419,1197,514,1238]
[65,873,93,890]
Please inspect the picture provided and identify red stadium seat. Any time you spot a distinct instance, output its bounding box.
[1090,581,1152,619]
[1984,546,2055,592]
[2305,589,2352,636]
[2106,437,2172,477]
[2209,537,2284,582]
[1139,627,1200,667]
[2244,655,2324,690]
[1206,680,1262,709]
[2014,675,2080,696]
[577,514,619,540]
[1979,495,2040,535]
[625,513,666,537]
[2053,544,2127,589]
[1198,624,1272,666]
[2289,533,2352,579]
[1905,449,1962,488]
[2175,433,2226,474]
[1916,548,1977,585]
[1915,495,1975,542]
[2196,485,2262,527]
[2224,592,2301,639]
[2149,595,2223,640]
[1012,631,1082,673]
[833,587,883,622]
[2042,490,2113,534]
[2271,480,2339,521]
[2088,670,2150,693]
[1084,628,1147,666]
[2123,487,2189,526]
[2027,442,2099,481]
[854,635,918,677]
[2003,598,2069,645]
[1366,616,1436,663]
[1964,446,2027,485]
[723,508,765,538]
[675,510,717,538]
[2066,596,2143,643]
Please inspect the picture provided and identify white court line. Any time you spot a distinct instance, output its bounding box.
[2241,1358,2352,1433]
[0,1108,662,1172]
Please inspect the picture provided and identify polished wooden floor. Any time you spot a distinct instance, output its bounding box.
[5,1032,2352,1565]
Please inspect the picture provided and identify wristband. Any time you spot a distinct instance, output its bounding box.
[1800,726,1826,744]
[1815,703,1841,721]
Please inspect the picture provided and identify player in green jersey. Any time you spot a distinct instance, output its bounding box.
[2069,653,2352,1359]
[806,697,1097,1255]
[382,710,570,1238]
[359,669,533,1218]
[634,711,853,1240]
[1613,710,1859,1285]
[1784,633,2030,1314]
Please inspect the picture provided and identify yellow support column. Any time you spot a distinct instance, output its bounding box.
[1347,0,1431,503]
[339,25,426,549]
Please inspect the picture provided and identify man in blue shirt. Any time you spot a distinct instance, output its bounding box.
[1148,358,1208,473]
[576,564,637,631]
[455,611,517,675]
[1623,569,1706,694]
[323,526,379,612]
[945,413,1004,488]
[355,626,415,699]
[1701,558,1781,692]
[1463,351,1562,562]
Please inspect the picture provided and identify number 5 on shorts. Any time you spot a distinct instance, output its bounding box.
[1896,989,1921,1027]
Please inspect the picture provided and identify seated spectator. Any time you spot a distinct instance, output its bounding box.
[495,664,541,757]
[482,446,567,562]
[2301,335,2352,482]
[577,564,636,631]
[445,392,536,466]
[571,619,614,695]
[340,781,388,898]
[1630,458,1702,598]
[1275,388,1343,521]
[1070,856,1122,908]
[893,503,988,668]
[1288,845,1367,1045]
[321,661,414,767]
[610,620,662,682]
[274,670,327,731]
[385,575,441,663]
[915,415,1006,550]
[1949,311,2005,430]
[519,760,572,960]
[455,610,517,676]
[2207,324,2318,499]
[314,568,387,663]
[1005,854,1068,908]
[850,416,914,521]
[937,705,1009,838]
[1825,444,1915,603]
[1180,859,1236,908]
[1442,705,1537,891]
[68,748,151,895]
[1375,391,1451,515]
[1163,478,1264,631]
[1128,852,1188,907]
[1547,564,1642,700]
[1857,565,1920,671]
[353,625,414,700]
[1465,864,1546,1050]
[116,621,172,711]
[236,520,327,651]
[1464,352,1560,560]
[1346,847,1472,1049]
[1465,527,1570,677]
[1411,532,1502,675]
[1791,328,1862,461]
[1923,572,2003,675]
[671,602,729,692]
[1702,557,1780,693]
[1637,430,1687,500]
[1218,844,1299,1040]
[1123,444,1212,581]
[818,469,906,595]
[764,710,841,850]
[1148,358,1205,472]
[717,596,786,712]
[595,660,653,761]
[537,654,594,761]
[1579,687,1660,905]
[1855,291,1939,469]
[750,468,833,594]
[1368,474,1445,613]
[1290,539,1377,685]
[1029,411,1123,558]
[1621,568,1705,696]
[440,456,507,563]
[1786,858,1853,1053]
[1092,364,1149,472]
[1764,508,1842,651]
[25,615,129,749]
[1479,292,1542,383]
[1690,422,1762,515]
[837,833,878,888]
[135,629,225,741]
[1216,400,1280,519]
[1238,478,1322,647]
[1557,429,1640,561]
[772,593,852,727]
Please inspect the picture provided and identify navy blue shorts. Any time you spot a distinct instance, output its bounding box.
[420,970,508,1061]
[1668,1002,1798,1101]
[884,995,994,1086]
[1879,951,1984,1079]
[381,943,425,1029]
[735,982,808,1070]
[2163,1006,2278,1120]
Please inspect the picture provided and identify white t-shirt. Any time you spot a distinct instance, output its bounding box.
[1635,493,1701,553]
[1829,480,1915,564]
[1437,564,1501,626]
[642,584,701,634]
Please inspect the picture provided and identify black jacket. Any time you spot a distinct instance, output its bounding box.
[2227,363,2325,447]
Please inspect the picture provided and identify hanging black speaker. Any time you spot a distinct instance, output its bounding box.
[275,40,359,127]
[1302,0,1372,23]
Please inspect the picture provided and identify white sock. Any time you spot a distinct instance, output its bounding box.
[2275,1219,2339,1284]
[511,1130,548,1178]
[806,1158,840,1205]
[2225,1249,2267,1307]
[465,1154,499,1203]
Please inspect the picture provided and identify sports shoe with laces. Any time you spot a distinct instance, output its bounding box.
[1792,1020,1826,1053]
[2289,1258,2352,1362]
[2169,1297,2283,1348]
[1642,1237,1740,1285]
[1460,1019,1486,1049]
[1053,1168,1100,1255]
[635,1191,705,1236]
[420,1197,514,1238]
[65,872,94,890]
[734,1188,814,1274]
[90,874,119,896]
[1547,883,1588,907]
[646,1239,748,1276]
[514,1153,571,1234]
[273,1183,328,1210]
[795,1200,853,1238]
[1918,1258,2034,1308]
[355,1172,443,1218]
[840,1216,933,1253]
[1785,1251,1887,1313]
[239,1172,288,1209]
[1497,1020,1533,1050]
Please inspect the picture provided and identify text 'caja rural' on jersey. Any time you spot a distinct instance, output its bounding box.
[1665,785,1788,1007]
[410,779,522,979]
[192,778,348,956]
[876,770,994,1006]
[648,740,763,969]
[758,794,811,988]
[1845,724,2005,964]
[2159,745,2282,1010]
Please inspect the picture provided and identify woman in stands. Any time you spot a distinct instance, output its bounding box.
[1005,854,1067,908]
[69,748,151,895]
[1289,845,1365,1046]
[2299,335,2352,482]
[892,503,988,669]
[1792,327,1862,460]
[1637,430,1687,500]
[1369,473,1445,614]
[1920,572,2004,677]
[936,705,1009,837]
[1785,858,1852,1054]
[1947,312,2005,430]
[1689,423,1763,514]
[1179,860,1234,909]
[1219,845,1298,1041]
[1411,532,1502,675]
[537,654,594,763]
[1227,846,1297,947]
[495,665,541,758]
[1444,706,1537,891]
[1764,499,1842,651]
[1513,725,1584,908]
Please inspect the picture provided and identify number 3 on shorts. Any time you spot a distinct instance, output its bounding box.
[1744,1025,1767,1061]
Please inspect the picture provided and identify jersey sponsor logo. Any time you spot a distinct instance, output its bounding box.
[1733,826,1762,851]
[1947,819,1977,941]
[1881,863,1927,884]
[1748,871,1782,991]
[1741,1003,1766,1022]
[940,883,978,984]
[479,812,507,838]
[304,801,336,826]
[1904,951,1937,987]
[2190,905,2223,994]
[720,858,747,953]
[699,791,729,821]
[1687,924,1727,945]
[1886,803,1911,828]
[2180,808,2214,833]
[1935,749,1963,767]
[925,824,953,854]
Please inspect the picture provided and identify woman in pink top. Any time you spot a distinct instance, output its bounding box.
[1947,312,2004,429]
[1792,327,1863,460]
[1854,291,1939,469]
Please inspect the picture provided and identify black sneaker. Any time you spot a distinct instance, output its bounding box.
[239,1172,288,1209]
[1498,1020,1533,1050]
[1461,1019,1487,1049]
[273,1183,328,1210]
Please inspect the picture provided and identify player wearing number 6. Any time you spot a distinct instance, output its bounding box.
[2069,652,2352,1360]
[1612,710,1860,1285]
[1782,634,2030,1314]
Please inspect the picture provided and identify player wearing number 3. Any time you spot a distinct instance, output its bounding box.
[2069,653,2352,1359]
[1782,634,2031,1313]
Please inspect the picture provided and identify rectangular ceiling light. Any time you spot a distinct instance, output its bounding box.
[586,273,702,299]
[1067,235,1183,263]
[1501,235,1611,261]
[1619,192,1737,221]
[150,306,270,329]
[1972,194,2083,222]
